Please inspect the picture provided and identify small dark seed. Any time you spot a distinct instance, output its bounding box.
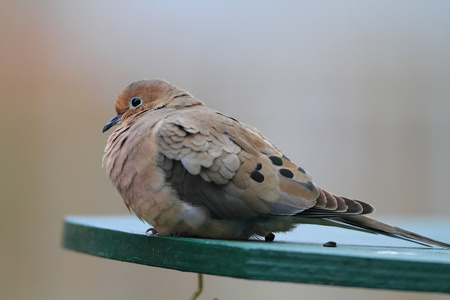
[323,241,337,247]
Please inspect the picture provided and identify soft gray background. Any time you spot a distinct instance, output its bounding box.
[1,1,449,299]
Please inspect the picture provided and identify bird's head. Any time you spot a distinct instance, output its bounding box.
[102,79,202,133]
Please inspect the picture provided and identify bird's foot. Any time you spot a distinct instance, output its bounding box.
[146,228,158,236]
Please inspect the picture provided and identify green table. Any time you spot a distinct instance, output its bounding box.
[63,215,450,293]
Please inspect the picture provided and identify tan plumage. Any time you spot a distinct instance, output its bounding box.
[103,79,450,247]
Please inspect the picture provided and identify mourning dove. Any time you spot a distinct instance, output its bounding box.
[103,79,449,248]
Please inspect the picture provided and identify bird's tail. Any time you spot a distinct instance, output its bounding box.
[330,215,450,248]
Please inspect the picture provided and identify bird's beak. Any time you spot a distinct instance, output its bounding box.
[102,114,122,133]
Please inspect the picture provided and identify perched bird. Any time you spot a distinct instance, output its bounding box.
[103,79,449,248]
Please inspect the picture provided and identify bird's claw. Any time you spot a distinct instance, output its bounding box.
[146,228,158,236]
[265,232,275,242]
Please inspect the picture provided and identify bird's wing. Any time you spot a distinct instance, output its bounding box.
[155,106,371,219]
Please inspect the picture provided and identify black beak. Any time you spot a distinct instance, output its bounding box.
[102,114,122,133]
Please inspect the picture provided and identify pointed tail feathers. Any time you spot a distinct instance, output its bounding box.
[330,215,450,248]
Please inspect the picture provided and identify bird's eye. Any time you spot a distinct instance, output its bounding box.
[130,97,142,108]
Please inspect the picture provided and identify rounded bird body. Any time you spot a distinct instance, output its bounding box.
[103,79,450,247]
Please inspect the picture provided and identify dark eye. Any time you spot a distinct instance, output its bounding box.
[130,97,142,108]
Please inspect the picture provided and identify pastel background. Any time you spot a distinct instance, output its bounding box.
[1,1,449,299]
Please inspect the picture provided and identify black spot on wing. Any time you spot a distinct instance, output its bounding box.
[279,168,294,178]
[255,163,262,171]
[269,156,283,166]
[250,171,265,183]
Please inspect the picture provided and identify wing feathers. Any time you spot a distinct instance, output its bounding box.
[155,108,374,221]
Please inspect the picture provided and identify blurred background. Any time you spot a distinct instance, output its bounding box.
[1,0,449,299]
